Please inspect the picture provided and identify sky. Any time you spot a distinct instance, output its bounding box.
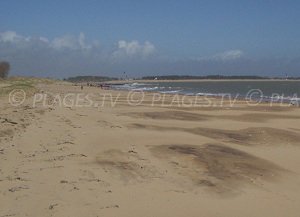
[0,0,300,78]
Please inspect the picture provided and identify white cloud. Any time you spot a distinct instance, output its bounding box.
[113,40,155,58]
[213,50,244,61]
[78,32,90,49]
[52,35,77,50]
[0,31,24,43]
[51,35,76,49]
[0,31,92,49]
[39,37,49,43]
[143,41,156,56]
[50,32,91,50]
[0,31,50,46]
[195,49,244,62]
[78,32,85,48]
[0,31,156,59]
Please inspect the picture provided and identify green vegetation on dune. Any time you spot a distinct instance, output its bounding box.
[0,79,34,96]
[0,77,53,96]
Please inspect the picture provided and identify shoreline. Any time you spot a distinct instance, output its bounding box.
[107,87,298,107]
[106,78,300,84]
[102,82,300,106]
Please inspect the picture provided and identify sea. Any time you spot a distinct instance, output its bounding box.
[111,80,300,103]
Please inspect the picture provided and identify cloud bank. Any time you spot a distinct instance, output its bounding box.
[0,31,299,78]
[213,50,244,61]
[113,40,155,59]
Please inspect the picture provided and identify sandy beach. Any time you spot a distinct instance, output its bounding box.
[1,79,300,217]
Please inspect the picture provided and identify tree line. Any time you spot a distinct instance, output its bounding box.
[64,75,118,82]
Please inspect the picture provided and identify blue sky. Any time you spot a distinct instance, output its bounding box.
[1,0,300,77]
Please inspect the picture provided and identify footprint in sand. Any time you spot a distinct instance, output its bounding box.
[96,149,159,183]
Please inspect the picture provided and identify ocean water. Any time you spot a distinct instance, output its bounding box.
[112,80,300,103]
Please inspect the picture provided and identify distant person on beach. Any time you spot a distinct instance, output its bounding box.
[81,85,83,90]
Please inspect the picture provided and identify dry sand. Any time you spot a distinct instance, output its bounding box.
[1,80,300,217]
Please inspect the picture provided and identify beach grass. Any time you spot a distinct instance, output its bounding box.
[0,77,54,96]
